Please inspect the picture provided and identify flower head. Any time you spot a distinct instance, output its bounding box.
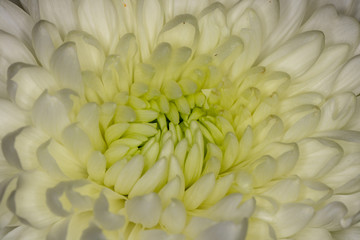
[1,0,360,239]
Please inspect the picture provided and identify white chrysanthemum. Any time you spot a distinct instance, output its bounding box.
[1,0,360,239]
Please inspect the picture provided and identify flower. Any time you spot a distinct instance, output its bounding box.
[1,0,360,239]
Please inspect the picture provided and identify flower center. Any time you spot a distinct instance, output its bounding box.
[78,41,290,205]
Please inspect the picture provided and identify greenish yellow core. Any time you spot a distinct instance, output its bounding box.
[80,46,288,198]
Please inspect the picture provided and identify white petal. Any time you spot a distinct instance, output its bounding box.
[262,177,301,203]
[77,103,106,152]
[129,157,168,198]
[335,175,360,195]
[2,226,47,240]
[111,0,136,35]
[212,35,244,72]
[309,202,347,231]
[160,199,187,234]
[37,140,67,178]
[314,130,360,142]
[301,180,333,204]
[229,10,261,75]
[207,194,255,223]
[38,0,78,36]
[293,138,342,178]
[87,151,106,182]
[77,0,119,52]
[0,0,34,48]
[32,20,63,69]
[136,0,164,58]
[273,203,314,238]
[282,105,321,142]
[202,174,234,206]
[140,230,168,240]
[251,0,279,39]
[0,31,36,79]
[197,3,228,54]
[0,80,7,98]
[183,173,215,210]
[318,92,356,131]
[66,212,93,240]
[47,219,70,240]
[46,139,87,178]
[8,65,58,109]
[184,143,202,187]
[221,132,238,171]
[252,156,277,187]
[272,143,299,177]
[66,31,105,75]
[32,92,70,138]
[296,228,332,240]
[20,0,40,21]
[184,217,216,239]
[171,0,211,16]
[260,31,324,77]
[159,176,183,206]
[158,14,199,49]
[305,0,355,20]
[61,124,93,163]
[0,99,29,137]
[279,92,324,113]
[2,129,23,169]
[14,126,47,170]
[195,220,248,240]
[227,0,252,30]
[50,42,83,95]
[45,182,71,217]
[93,193,125,230]
[346,96,360,130]
[302,5,360,50]
[333,55,360,95]
[13,171,59,228]
[0,178,17,226]
[260,0,307,58]
[322,153,360,189]
[253,115,284,145]
[247,220,276,240]
[126,193,162,228]
[327,192,360,221]
[114,155,144,195]
[80,224,106,240]
[213,0,238,9]
[289,44,350,95]
[333,227,360,240]
[104,160,127,188]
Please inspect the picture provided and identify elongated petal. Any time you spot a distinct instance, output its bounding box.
[38,0,78,35]
[126,193,162,228]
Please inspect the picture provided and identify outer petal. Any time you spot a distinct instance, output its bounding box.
[333,55,360,95]
[259,0,307,58]
[10,171,60,229]
[0,31,36,80]
[77,0,119,52]
[31,92,70,138]
[32,20,63,69]
[272,203,314,238]
[0,100,29,138]
[302,5,360,51]
[125,192,162,228]
[259,31,324,77]
[0,0,34,49]
[38,0,78,36]
[50,42,84,95]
